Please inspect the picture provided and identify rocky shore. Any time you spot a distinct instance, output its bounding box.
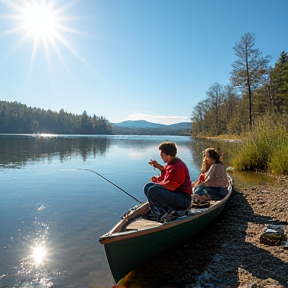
[120,175,288,288]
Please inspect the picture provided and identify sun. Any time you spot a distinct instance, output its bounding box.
[0,0,92,75]
[22,1,59,39]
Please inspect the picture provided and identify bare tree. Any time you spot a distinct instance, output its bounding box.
[191,100,206,136]
[224,84,239,123]
[231,32,270,129]
[206,83,225,135]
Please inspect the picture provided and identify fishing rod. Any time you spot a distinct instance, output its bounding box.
[78,168,142,204]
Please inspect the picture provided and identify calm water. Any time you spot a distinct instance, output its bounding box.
[0,135,274,288]
[0,135,204,288]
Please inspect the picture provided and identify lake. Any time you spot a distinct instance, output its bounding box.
[0,134,270,288]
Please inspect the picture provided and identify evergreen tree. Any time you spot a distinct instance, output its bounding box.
[0,101,112,134]
[269,51,288,113]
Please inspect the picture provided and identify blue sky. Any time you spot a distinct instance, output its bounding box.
[0,0,287,125]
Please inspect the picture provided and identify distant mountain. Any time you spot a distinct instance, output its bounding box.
[112,120,191,129]
[168,122,192,129]
[110,120,191,135]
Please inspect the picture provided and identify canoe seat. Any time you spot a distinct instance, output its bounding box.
[120,200,222,231]
[122,217,162,231]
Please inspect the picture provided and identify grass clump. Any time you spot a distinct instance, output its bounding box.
[268,137,288,175]
[232,116,288,175]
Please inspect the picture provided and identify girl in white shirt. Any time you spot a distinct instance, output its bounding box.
[193,148,229,201]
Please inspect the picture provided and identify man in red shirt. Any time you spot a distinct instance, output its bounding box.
[144,141,192,221]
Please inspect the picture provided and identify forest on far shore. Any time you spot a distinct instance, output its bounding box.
[0,101,191,135]
[0,101,112,135]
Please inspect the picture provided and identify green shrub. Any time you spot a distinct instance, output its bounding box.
[232,116,288,175]
[268,137,288,175]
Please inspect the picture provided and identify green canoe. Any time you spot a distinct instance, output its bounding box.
[99,177,233,283]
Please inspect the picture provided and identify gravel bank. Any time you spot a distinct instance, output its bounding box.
[121,176,288,288]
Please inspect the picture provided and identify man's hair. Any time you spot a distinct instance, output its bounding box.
[158,142,177,157]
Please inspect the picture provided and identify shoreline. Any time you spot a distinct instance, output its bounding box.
[117,174,288,287]
[195,135,243,142]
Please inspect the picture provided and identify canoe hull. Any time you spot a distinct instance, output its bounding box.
[102,196,229,282]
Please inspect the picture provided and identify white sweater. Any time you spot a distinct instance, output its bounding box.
[203,163,228,188]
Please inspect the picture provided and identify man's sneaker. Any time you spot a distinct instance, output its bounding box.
[146,211,161,221]
[159,211,178,223]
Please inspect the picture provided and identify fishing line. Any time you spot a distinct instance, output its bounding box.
[78,168,142,204]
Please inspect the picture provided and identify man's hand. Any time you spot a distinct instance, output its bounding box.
[150,176,158,182]
[149,159,158,167]
[149,159,164,171]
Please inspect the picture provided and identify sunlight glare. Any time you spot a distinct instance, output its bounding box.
[38,133,57,138]
[0,0,95,76]
[23,3,58,38]
[32,245,46,265]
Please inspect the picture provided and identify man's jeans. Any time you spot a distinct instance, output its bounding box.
[144,182,191,216]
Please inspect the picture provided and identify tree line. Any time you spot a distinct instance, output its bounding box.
[191,32,288,136]
[111,126,191,136]
[0,101,112,134]
[0,101,191,135]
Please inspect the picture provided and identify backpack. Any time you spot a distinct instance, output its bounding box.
[260,225,285,246]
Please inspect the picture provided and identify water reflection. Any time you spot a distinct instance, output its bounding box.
[0,135,195,168]
[0,135,111,166]
[0,135,196,287]
[2,134,272,287]
[31,245,47,265]
[3,202,55,288]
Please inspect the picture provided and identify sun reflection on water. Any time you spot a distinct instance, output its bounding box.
[38,133,57,138]
[31,245,47,265]
[14,204,56,287]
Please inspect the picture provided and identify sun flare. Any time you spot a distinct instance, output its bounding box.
[23,2,59,39]
[0,0,90,75]
[32,245,46,265]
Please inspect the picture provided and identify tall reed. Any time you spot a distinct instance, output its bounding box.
[232,115,288,175]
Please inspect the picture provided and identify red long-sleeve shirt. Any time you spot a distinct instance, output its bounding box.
[155,158,192,195]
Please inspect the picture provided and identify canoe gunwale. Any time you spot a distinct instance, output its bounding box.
[99,176,233,282]
[99,179,233,245]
